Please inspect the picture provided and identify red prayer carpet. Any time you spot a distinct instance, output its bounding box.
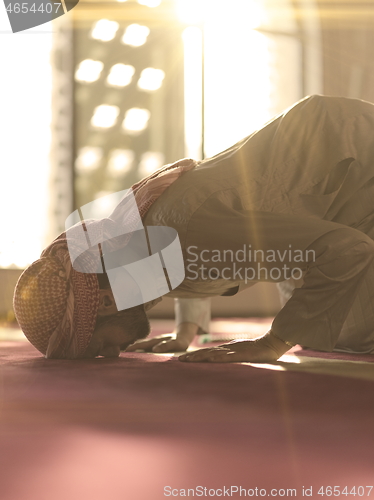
[1,338,374,500]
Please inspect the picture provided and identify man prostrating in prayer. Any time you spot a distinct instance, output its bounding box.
[13,95,374,361]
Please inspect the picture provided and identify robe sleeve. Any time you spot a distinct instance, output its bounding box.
[174,297,211,334]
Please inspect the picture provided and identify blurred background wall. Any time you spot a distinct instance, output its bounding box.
[1,0,373,322]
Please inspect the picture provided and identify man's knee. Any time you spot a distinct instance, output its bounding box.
[310,227,374,270]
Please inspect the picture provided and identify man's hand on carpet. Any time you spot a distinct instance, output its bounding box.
[178,331,291,363]
[125,322,199,353]
[125,333,188,353]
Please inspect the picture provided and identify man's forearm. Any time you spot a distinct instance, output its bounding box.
[176,322,200,344]
[174,298,211,334]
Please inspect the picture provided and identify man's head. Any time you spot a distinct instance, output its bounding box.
[13,235,158,359]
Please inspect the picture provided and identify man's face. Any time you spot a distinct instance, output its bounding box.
[82,305,150,358]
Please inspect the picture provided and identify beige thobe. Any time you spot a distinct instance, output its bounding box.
[143,95,374,353]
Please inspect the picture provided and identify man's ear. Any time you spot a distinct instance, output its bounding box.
[97,289,118,316]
